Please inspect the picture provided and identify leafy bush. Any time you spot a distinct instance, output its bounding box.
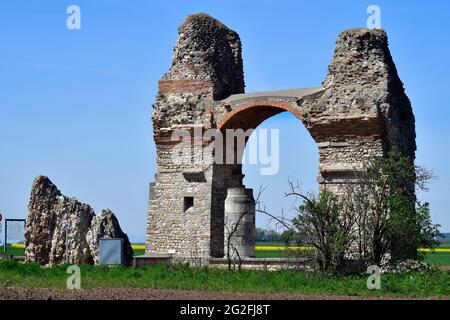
[291,190,356,273]
[280,153,442,273]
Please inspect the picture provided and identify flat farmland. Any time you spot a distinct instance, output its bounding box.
[2,242,450,266]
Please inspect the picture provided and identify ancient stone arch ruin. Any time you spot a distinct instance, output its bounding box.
[146,13,415,261]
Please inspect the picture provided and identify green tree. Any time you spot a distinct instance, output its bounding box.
[288,190,357,273]
[348,153,441,264]
[271,153,441,273]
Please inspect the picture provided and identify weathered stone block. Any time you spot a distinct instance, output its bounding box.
[25,176,133,266]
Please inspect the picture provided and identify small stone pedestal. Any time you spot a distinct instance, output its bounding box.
[224,187,256,258]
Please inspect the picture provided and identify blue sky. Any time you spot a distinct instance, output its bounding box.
[0,0,449,240]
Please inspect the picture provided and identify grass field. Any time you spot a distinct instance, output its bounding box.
[438,240,450,248]
[2,242,450,265]
[0,245,25,257]
[0,259,448,298]
[254,250,450,265]
[0,244,148,257]
[253,241,450,266]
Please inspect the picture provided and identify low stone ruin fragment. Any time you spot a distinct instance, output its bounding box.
[86,209,134,265]
[24,176,133,266]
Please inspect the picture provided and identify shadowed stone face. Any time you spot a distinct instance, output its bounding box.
[147,15,416,262]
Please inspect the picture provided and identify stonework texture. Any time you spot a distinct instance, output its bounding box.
[86,209,134,265]
[147,14,416,261]
[25,176,133,266]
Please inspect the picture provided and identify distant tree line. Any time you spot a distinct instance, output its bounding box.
[255,228,283,242]
[437,233,450,241]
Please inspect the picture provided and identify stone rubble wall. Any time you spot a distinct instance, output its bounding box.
[25,176,95,265]
[86,209,134,265]
[147,169,214,258]
[152,13,244,129]
[25,176,133,266]
[147,14,246,258]
[306,28,415,160]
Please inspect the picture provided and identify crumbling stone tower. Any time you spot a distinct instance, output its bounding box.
[147,14,415,261]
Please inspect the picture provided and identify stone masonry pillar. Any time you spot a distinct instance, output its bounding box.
[146,14,245,259]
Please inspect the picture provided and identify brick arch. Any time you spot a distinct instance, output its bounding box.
[217,100,306,132]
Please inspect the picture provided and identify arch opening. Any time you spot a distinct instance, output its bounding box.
[242,112,319,240]
[210,103,319,258]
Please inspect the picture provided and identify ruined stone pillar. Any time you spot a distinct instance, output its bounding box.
[147,14,245,258]
[304,29,416,192]
[224,188,256,258]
